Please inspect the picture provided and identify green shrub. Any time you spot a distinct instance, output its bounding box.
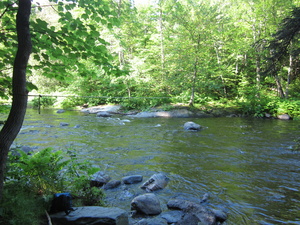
[276,100,300,119]
[1,148,105,225]
[0,185,46,225]
[60,97,86,109]
[0,105,10,114]
[120,97,171,111]
[31,96,57,109]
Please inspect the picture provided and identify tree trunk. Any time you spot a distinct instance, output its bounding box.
[285,53,293,99]
[255,55,261,98]
[274,73,285,98]
[0,0,32,200]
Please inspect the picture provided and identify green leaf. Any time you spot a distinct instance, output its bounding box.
[26,82,38,92]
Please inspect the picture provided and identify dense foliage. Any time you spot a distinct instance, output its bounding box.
[0,0,300,116]
[0,148,104,225]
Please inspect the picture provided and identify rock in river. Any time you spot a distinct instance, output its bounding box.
[167,198,218,225]
[131,193,162,215]
[90,171,111,187]
[183,121,201,131]
[140,173,169,192]
[122,175,143,184]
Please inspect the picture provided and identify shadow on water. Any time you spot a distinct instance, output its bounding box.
[11,109,300,224]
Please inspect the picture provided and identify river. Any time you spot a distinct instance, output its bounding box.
[10,109,300,224]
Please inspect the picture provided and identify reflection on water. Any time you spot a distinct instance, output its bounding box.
[11,109,300,224]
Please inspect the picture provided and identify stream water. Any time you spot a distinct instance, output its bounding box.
[7,109,300,224]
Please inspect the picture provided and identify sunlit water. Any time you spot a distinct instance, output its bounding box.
[8,109,300,224]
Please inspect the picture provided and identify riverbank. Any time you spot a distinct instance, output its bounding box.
[80,104,240,118]
[79,103,292,119]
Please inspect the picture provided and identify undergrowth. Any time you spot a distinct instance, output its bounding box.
[0,148,105,225]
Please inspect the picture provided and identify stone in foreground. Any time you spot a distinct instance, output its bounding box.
[50,206,128,225]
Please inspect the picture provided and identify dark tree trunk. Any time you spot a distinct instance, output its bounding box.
[0,0,32,200]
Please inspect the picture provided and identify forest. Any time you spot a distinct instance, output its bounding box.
[0,1,300,224]
[0,0,300,118]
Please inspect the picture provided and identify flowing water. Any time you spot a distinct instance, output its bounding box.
[8,109,300,224]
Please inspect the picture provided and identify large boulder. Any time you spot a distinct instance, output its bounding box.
[131,193,162,215]
[140,173,169,192]
[50,206,128,225]
[183,121,202,131]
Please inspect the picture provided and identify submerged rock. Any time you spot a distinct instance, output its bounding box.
[167,198,220,225]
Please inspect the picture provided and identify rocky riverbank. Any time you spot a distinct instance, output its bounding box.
[80,104,240,118]
[79,104,292,120]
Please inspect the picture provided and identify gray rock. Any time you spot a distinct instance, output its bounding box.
[97,111,112,117]
[131,109,194,118]
[122,175,143,184]
[212,209,227,223]
[60,122,69,126]
[131,193,162,215]
[160,210,184,223]
[140,173,169,192]
[176,212,202,225]
[183,121,201,131]
[56,109,65,113]
[200,193,209,204]
[50,206,128,225]
[277,114,291,120]
[265,113,272,118]
[103,180,121,190]
[167,199,217,225]
[91,171,111,187]
[81,105,121,114]
[20,145,34,154]
[135,217,168,225]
